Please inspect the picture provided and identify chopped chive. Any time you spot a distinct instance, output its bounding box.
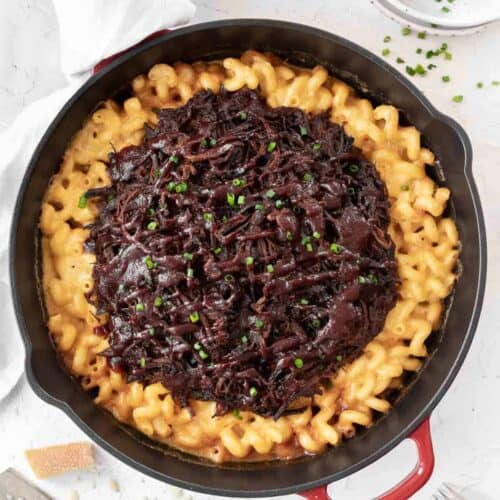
[286,231,293,241]
[383,35,391,43]
[245,256,254,266]
[199,350,209,360]
[311,319,321,328]
[237,195,246,205]
[442,6,450,12]
[175,182,188,193]
[312,143,321,151]
[441,43,448,51]
[136,303,145,312]
[249,387,258,397]
[358,276,367,284]
[194,342,201,351]
[255,318,264,329]
[209,138,216,147]
[200,138,208,147]
[233,409,242,419]
[265,189,276,198]
[336,355,343,362]
[301,235,311,245]
[148,327,155,336]
[154,296,163,307]
[187,268,194,278]
[396,57,405,64]
[313,231,321,240]
[367,274,378,284]
[303,173,313,182]
[416,48,423,54]
[255,203,264,211]
[147,208,155,216]
[300,298,309,305]
[425,50,434,59]
[306,242,313,252]
[169,155,179,164]
[183,252,194,261]
[241,335,248,343]
[442,75,450,82]
[275,199,284,209]
[347,187,356,195]
[401,27,411,36]
[325,379,334,390]
[476,82,484,89]
[189,311,200,323]
[294,358,304,369]
[382,48,390,57]
[167,181,176,192]
[224,274,234,282]
[406,66,416,76]
[118,284,125,293]
[267,141,277,153]
[415,64,426,75]
[452,95,463,103]
[493,81,500,86]
[239,111,247,121]
[348,164,360,173]
[266,264,274,273]
[147,221,158,230]
[227,192,236,206]
[444,51,452,60]
[417,31,427,39]
[140,357,146,368]
[153,169,161,178]
[214,247,222,255]
[401,184,410,191]
[77,193,87,208]
[203,212,213,222]
[299,125,308,136]
[232,178,245,187]
[144,256,156,270]
[427,64,437,70]
[330,243,343,254]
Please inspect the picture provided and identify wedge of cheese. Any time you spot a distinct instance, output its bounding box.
[25,442,94,479]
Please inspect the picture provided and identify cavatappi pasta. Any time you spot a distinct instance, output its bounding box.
[40,51,459,462]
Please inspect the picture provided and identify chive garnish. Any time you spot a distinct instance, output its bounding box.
[200,138,208,147]
[286,231,293,241]
[396,57,405,64]
[275,199,284,209]
[237,195,246,205]
[336,355,343,362]
[147,221,158,230]
[203,212,213,222]
[136,303,145,312]
[227,192,236,206]
[312,231,321,240]
[144,256,156,270]
[214,247,222,255]
[183,252,194,261]
[267,141,277,153]
[224,274,234,282]
[167,181,176,192]
[78,193,87,209]
[312,143,321,151]
[169,155,179,164]
[383,35,391,43]
[232,178,245,187]
[348,164,360,173]
[187,268,194,278]
[175,182,188,193]
[265,189,276,198]
[255,203,264,211]
[303,173,313,182]
[266,264,274,273]
[330,243,343,254]
[199,350,209,360]
[249,387,258,397]
[306,243,313,252]
[239,111,247,121]
[233,409,242,419]
[417,31,426,39]
[442,6,450,12]
[154,296,163,307]
[294,358,304,369]
[209,138,216,147]
[241,335,248,343]
[255,319,264,329]
[245,256,254,266]
[442,75,450,82]
[189,311,200,323]
[299,125,308,136]
[194,342,201,351]
[401,27,411,36]
[452,95,463,103]
[476,82,484,89]
[300,298,309,305]
[140,358,146,368]
[311,319,321,328]
[382,48,390,57]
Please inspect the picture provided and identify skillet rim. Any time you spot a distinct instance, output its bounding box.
[9,19,487,497]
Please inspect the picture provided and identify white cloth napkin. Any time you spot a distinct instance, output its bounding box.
[0,0,196,401]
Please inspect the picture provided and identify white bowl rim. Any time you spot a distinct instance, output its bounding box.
[382,0,500,28]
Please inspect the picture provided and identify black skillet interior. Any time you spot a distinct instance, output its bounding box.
[10,20,486,498]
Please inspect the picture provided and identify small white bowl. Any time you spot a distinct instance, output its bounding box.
[373,0,500,35]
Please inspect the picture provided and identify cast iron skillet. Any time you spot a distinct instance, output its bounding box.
[9,20,486,499]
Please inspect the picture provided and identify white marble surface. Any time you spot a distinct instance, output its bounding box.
[1,1,500,499]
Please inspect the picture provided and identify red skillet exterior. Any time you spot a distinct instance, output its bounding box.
[9,20,486,498]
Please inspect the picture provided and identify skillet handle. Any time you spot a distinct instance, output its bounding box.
[92,30,169,75]
[298,417,434,500]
